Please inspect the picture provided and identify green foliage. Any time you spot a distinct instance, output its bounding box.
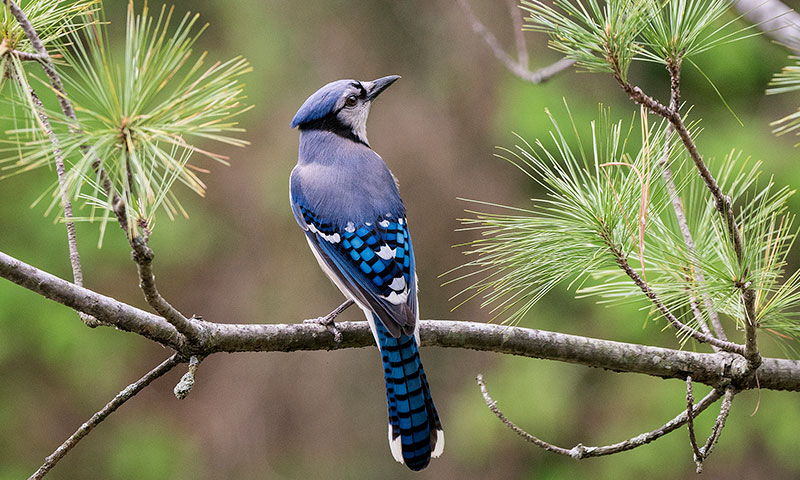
[768,56,800,144]
[448,105,675,324]
[0,0,96,55]
[521,0,756,78]
[452,99,800,345]
[449,0,800,350]
[521,0,649,80]
[0,0,97,173]
[586,150,800,345]
[0,1,252,241]
[639,0,756,63]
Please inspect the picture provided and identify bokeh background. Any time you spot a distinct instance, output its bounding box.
[2,1,800,478]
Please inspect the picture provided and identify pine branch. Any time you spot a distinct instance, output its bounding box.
[611,66,762,372]
[2,0,130,234]
[605,230,745,355]
[2,0,80,128]
[130,236,202,343]
[477,374,724,459]
[2,249,799,391]
[4,0,205,344]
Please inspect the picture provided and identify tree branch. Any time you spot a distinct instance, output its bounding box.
[457,0,574,84]
[29,354,182,479]
[4,0,197,342]
[2,249,800,391]
[477,374,724,459]
[734,0,800,52]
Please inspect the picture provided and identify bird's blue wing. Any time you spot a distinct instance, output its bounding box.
[293,201,416,337]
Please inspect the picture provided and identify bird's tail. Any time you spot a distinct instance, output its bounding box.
[373,315,444,471]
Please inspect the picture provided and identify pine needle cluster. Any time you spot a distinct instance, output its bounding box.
[0,1,251,241]
[451,0,800,352]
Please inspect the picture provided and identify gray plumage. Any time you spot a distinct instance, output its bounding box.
[291,129,404,229]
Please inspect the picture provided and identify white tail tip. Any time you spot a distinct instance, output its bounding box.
[389,426,404,464]
[432,429,445,458]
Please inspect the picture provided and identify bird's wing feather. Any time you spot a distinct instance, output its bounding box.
[295,202,416,337]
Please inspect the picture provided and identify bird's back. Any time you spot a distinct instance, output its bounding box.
[291,130,404,228]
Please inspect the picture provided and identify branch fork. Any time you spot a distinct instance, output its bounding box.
[608,51,762,375]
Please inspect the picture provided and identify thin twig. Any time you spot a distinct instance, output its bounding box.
[11,49,45,61]
[659,58,726,343]
[131,237,201,343]
[26,87,100,327]
[697,386,735,473]
[29,354,183,479]
[685,376,704,467]
[477,374,572,455]
[477,374,724,459]
[457,0,574,84]
[611,65,761,370]
[506,0,528,69]
[27,91,82,285]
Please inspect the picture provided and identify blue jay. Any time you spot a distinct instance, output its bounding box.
[289,76,444,471]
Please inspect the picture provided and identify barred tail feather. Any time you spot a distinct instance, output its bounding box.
[373,315,443,471]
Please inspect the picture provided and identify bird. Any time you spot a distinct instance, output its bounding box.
[289,75,444,471]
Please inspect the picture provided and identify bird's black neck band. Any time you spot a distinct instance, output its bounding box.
[299,115,370,148]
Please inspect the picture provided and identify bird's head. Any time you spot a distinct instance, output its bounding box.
[291,75,400,146]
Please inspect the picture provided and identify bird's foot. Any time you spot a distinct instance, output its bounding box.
[303,299,354,343]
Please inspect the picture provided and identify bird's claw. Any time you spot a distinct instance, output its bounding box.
[304,300,353,343]
[304,312,343,343]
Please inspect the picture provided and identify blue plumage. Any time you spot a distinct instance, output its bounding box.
[289,76,443,470]
[374,317,442,471]
[290,79,353,128]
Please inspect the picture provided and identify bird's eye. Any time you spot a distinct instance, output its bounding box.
[345,95,358,107]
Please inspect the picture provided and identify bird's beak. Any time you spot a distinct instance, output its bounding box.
[365,75,401,101]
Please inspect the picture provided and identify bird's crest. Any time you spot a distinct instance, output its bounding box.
[290,79,356,128]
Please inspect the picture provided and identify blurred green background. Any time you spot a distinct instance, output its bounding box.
[1,1,800,478]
